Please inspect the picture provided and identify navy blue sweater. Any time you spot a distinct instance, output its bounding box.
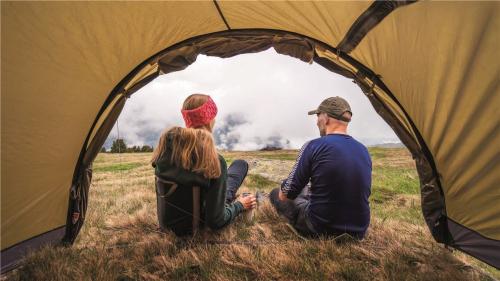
[281,134,372,238]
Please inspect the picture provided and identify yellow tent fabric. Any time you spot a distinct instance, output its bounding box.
[1,1,499,270]
[351,1,500,240]
[1,1,227,251]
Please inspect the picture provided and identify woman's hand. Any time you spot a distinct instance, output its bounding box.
[237,194,257,210]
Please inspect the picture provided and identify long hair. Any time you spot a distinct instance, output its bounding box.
[151,94,221,179]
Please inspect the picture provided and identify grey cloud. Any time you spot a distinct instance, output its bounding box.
[213,113,248,150]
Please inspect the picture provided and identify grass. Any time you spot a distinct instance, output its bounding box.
[244,174,278,191]
[93,162,142,173]
[367,147,387,160]
[5,149,499,280]
[259,152,298,161]
[372,167,419,195]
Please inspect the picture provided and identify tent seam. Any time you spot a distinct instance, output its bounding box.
[213,0,231,30]
[337,0,417,54]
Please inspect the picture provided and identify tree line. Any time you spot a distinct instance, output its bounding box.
[101,139,154,153]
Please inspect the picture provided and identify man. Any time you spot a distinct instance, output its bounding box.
[270,96,372,239]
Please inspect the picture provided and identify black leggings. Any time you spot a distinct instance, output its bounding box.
[225,159,249,204]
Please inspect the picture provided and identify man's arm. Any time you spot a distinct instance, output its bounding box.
[280,141,312,200]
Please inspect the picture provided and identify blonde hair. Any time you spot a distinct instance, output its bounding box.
[151,94,221,179]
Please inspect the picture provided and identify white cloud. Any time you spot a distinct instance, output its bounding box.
[107,49,399,150]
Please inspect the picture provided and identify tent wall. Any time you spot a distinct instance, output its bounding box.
[351,1,500,242]
[1,0,499,271]
[1,1,227,271]
[1,1,226,251]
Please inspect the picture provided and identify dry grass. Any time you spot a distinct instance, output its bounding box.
[5,149,498,280]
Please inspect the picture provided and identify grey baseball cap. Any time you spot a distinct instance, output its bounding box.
[308,96,352,122]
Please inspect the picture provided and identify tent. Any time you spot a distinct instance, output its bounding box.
[1,1,499,272]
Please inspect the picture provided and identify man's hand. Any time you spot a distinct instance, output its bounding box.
[278,190,288,201]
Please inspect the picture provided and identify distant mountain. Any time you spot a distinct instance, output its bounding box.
[370,142,405,148]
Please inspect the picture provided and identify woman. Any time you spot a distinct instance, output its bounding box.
[151,93,256,236]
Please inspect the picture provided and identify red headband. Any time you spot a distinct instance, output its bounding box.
[181,96,218,128]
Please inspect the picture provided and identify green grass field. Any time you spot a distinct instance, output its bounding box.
[6,148,498,281]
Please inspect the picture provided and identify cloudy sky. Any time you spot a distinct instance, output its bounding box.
[105,49,399,150]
